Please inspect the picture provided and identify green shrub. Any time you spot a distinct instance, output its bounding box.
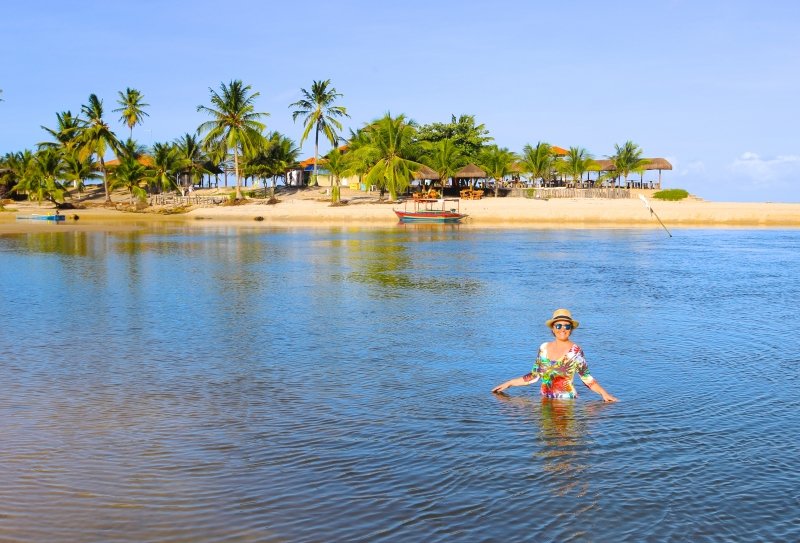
[652,189,689,201]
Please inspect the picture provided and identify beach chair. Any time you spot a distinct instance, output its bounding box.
[473,190,484,200]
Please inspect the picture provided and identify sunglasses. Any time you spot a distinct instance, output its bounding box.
[553,323,573,330]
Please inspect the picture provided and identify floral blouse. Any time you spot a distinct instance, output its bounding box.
[522,342,595,398]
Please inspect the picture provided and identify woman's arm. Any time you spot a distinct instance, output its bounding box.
[587,380,618,402]
[492,373,539,393]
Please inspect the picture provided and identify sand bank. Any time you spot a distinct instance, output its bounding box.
[2,189,799,234]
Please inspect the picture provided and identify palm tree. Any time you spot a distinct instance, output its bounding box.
[150,142,185,194]
[422,138,465,195]
[557,147,594,187]
[344,126,378,192]
[479,145,517,197]
[197,80,268,200]
[117,138,147,161]
[12,148,66,206]
[358,113,422,201]
[521,142,555,187]
[610,140,649,188]
[1,151,35,199]
[324,147,353,204]
[174,133,210,188]
[62,150,99,194]
[110,156,150,204]
[289,79,349,187]
[39,111,84,151]
[265,132,300,197]
[113,88,149,139]
[79,94,121,203]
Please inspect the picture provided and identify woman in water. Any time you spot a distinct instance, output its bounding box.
[492,309,618,402]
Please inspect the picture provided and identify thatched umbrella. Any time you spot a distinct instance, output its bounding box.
[412,165,440,180]
[454,163,487,189]
[643,158,672,188]
[104,155,155,168]
[454,164,486,189]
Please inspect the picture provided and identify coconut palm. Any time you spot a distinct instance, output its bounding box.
[358,113,422,201]
[289,79,349,187]
[197,80,268,200]
[62,151,99,194]
[421,138,465,194]
[110,156,150,204]
[113,88,149,139]
[12,148,66,206]
[174,133,210,188]
[479,145,517,197]
[79,94,121,203]
[1,151,34,197]
[344,126,378,192]
[557,147,594,187]
[324,147,352,204]
[39,111,84,151]
[521,142,555,187]
[265,132,300,197]
[117,137,147,161]
[610,140,649,188]
[150,142,185,194]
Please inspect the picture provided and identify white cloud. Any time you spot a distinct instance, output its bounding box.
[729,152,800,185]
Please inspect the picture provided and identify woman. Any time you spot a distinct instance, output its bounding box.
[492,309,618,402]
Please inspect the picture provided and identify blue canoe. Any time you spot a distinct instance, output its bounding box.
[16,214,66,222]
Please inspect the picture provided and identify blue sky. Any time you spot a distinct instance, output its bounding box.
[2,0,799,202]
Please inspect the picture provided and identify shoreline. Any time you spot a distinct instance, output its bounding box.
[3,190,800,233]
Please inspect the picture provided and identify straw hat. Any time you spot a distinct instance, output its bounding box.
[545,308,579,329]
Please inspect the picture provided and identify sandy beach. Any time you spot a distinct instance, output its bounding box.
[2,188,799,233]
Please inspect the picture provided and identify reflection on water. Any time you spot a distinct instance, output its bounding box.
[1,226,799,542]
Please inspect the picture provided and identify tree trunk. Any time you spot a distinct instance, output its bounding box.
[234,151,242,199]
[101,157,110,203]
[312,125,320,187]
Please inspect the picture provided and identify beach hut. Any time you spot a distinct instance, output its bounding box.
[412,165,440,180]
[591,157,672,188]
[454,164,487,190]
[643,158,672,189]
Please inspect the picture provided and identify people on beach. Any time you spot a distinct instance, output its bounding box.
[492,309,618,402]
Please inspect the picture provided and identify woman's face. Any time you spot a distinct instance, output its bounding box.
[552,321,573,338]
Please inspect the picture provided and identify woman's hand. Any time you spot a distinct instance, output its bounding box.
[601,393,618,402]
[492,381,512,394]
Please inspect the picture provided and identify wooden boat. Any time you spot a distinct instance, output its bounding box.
[394,197,467,223]
[16,213,66,222]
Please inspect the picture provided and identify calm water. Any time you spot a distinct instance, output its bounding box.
[1,225,799,542]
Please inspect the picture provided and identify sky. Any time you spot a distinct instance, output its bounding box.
[1,0,799,202]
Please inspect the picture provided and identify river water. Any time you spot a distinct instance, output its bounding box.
[1,225,799,542]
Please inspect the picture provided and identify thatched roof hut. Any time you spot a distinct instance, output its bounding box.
[454,164,486,178]
[104,155,155,168]
[592,157,672,187]
[412,165,440,180]
[551,146,569,156]
[591,158,672,172]
[644,158,672,171]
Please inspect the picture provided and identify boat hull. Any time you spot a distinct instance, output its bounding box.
[16,214,66,222]
[394,210,467,223]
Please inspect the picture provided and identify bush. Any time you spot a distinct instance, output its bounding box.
[652,189,689,201]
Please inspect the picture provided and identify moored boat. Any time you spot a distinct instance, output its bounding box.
[16,213,66,222]
[394,197,467,223]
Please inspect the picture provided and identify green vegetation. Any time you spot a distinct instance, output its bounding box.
[0,78,669,208]
[197,80,268,200]
[652,189,689,201]
[290,79,349,188]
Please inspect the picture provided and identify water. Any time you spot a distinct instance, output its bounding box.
[1,225,799,542]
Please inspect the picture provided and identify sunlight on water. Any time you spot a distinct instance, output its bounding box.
[1,226,799,542]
